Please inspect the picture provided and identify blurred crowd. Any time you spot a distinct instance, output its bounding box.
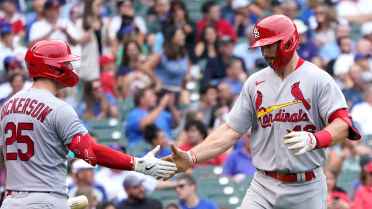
[1,0,372,208]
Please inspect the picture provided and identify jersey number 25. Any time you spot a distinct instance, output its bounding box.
[4,122,34,161]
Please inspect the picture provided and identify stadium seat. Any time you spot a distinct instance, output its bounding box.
[337,170,360,192]
[127,141,152,156]
[350,24,361,42]
[191,166,223,178]
[210,196,242,209]
[118,95,135,122]
[366,135,372,149]
[238,176,254,196]
[147,189,178,202]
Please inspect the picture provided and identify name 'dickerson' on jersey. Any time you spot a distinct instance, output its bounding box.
[1,98,53,122]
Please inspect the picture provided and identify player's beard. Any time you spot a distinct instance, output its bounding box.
[264,56,275,69]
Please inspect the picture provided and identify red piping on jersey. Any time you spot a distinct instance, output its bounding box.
[294,58,305,71]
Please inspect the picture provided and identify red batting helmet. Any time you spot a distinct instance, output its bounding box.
[25,39,82,87]
[248,15,299,70]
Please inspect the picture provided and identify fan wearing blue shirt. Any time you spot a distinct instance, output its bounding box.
[222,129,256,177]
[222,57,245,96]
[140,124,172,158]
[176,175,218,209]
[126,87,180,149]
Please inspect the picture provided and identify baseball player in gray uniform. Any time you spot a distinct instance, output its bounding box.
[0,39,177,209]
[158,15,361,208]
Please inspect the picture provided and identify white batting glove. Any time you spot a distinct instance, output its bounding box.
[283,129,317,156]
[134,145,177,177]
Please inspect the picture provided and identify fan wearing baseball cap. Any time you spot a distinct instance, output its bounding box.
[0,0,26,37]
[99,55,117,96]
[353,161,372,209]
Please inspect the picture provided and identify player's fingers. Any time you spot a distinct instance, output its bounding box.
[149,145,160,156]
[288,141,305,150]
[283,132,299,139]
[158,165,177,171]
[283,137,302,145]
[156,174,165,178]
[286,129,293,133]
[158,169,176,175]
[170,144,180,155]
[294,147,307,156]
[156,176,163,180]
[163,173,176,181]
[158,161,177,168]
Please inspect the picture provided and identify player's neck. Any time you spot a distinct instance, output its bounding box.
[31,79,60,96]
[274,52,300,81]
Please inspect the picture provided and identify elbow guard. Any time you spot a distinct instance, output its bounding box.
[68,133,97,166]
[328,109,361,140]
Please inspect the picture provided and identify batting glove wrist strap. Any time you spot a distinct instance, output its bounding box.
[187,151,197,165]
[313,130,332,148]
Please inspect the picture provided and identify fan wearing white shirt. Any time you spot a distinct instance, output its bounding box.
[351,84,372,136]
[29,0,79,46]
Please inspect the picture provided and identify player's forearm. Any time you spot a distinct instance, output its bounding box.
[191,123,242,163]
[92,142,135,171]
[323,119,349,147]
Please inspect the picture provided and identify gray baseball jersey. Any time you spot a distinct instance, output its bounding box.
[0,88,87,195]
[226,60,347,173]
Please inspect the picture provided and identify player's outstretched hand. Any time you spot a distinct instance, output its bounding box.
[156,144,194,181]
[283,129,317,156]
[134,145,177,177]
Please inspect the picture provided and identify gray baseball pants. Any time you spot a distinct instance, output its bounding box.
[241,167,327,209]
[1,191,70,209]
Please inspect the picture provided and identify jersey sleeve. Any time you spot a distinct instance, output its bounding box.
[226,81,254,134]
[317,78,348,125]
[52,104,88,145]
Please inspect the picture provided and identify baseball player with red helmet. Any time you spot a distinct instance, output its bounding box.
[0,39,176,209]
[159,15,361,208]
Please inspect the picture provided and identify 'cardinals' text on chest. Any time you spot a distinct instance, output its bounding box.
[255,81,312,129]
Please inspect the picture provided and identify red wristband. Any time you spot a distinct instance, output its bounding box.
[189,150,197,165]
[314,130,332,148]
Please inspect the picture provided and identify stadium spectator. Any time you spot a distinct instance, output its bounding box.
[221,0,235,21]
[328,136,370,174]
[108,0,147,42]
[230,0,260,37]
[177,110,206,146]
[117,53,151,99]
[233,25,262,71]
[351,84,372,136]
[61,0,85,20]
[125,88,180,148]
[0,21,27,72]
[361,21,372,43]
[99,55,117,96]
[282,0,299,20]
[116,40,142,77]
[301,0,324,31]
[195,25,218,60]
[141,124,172,158]
[313,5,335,48]
[147,0,170,34]
[143,25,189,105]
[320,24,351,64]
[293,19,321,66]
[56,88,78,113]
[179,120,226,167]
[29,0,78,46]
[222,129,256,177]
[324,166,351,209]
[82,80,118,121]
[0,56,32,100]
[176,175,218,209]
[69,5,80,24]
[75,0,112,82]
[270,0,283,16]
[188,84,217,128]
[203,35,245,84]
[162,0,197,64]
[350,154,372,200]
[355,38,372,55]
[344,65,364,107]
[222,57,245,97]
[116,175,163,209]
[68,159,108,202]
[333,36,354,90]
[0,73,24,105]
[353,161,372,209]
[0,0,26,37]
[354,53,371,72]
[336,0,372,24]
[75,185,98,209]
[165,202,182,209]
[195,1,237,43]
[350,71,372,110]
[96,201,116,209]
[25,0,46,41]
[216,82,233,107]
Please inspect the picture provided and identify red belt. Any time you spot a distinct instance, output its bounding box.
[264,171,315,182]
[6,191,51,196]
